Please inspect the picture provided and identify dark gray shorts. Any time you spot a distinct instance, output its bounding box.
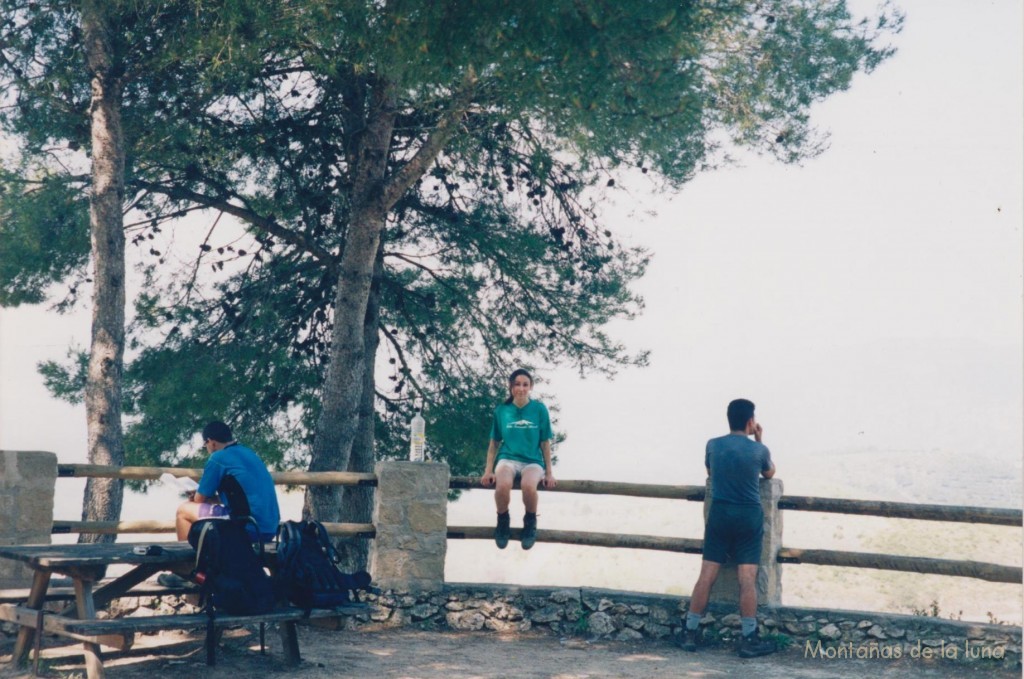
[702,502,764,565]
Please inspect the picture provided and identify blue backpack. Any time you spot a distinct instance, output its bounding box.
[275,520,373,612]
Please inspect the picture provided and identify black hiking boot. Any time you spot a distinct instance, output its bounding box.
[679,627,701,652]
[494,512,511,549]
[737,629,777,658]
[521,512,538,550]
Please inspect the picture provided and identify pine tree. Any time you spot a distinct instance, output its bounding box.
[2,1,902,565]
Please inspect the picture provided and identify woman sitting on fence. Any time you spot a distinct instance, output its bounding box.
[480,369,556,550]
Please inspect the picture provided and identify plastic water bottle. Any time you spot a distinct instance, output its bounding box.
[409,408,425,462]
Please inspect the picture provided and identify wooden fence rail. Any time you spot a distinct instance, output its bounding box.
[446,526,705,554]
[53,463,1022,585]
[447,528,1022,584]
[40,528,1024,585]
[454,476,1023,526]
[778,496,1021,526]
[777,548,1021,584]
[63,465,1022,526]
[450,476,708,500]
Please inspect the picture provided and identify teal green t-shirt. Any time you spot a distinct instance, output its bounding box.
[490,400,552,467]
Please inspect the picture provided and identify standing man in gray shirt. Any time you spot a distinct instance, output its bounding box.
[681,399,777,658]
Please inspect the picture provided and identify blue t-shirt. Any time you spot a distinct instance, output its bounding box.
[490,400,552,468]
[705,434,773,506]
[197,443,280,538]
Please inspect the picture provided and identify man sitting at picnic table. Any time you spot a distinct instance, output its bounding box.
[159,421,280,588]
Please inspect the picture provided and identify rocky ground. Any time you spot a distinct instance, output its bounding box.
[2,626,1020,679]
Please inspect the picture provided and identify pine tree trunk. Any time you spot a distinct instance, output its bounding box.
[334,242,383,572]
[305,84,395,524]
[78,1,126,545]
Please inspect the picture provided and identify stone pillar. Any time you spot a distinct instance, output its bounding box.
[0,451,57,587]
[369,461,449,592]
[704,477,783,607]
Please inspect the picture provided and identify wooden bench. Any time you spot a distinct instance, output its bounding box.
[0,542,366,678]
[4,600,364,666]
[56,606,355,665]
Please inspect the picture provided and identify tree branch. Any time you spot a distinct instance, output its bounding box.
[132,179,338,268]
[381,71,478,209]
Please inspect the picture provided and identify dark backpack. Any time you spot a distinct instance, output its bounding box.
[188,517,277,616]
[275,520,373,611]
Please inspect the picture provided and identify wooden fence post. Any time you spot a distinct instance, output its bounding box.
[0,451,57,587]
[705,476,783,607]
[368,460,449,592]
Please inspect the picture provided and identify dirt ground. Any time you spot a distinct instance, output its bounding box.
[1,626,1019,679]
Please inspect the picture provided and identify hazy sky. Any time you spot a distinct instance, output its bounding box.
[1,1,1022,517]
[545,0,1023,500]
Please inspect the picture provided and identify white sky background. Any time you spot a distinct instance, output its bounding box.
[1,0,1022,523]
[545,0,1024,499]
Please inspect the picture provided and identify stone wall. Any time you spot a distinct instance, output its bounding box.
[0,451,57,587]
[340,583,1021,668]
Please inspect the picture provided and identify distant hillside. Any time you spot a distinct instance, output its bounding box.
[782,447,1022,508]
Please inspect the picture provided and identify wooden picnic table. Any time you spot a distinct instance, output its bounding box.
[0,541,341,679]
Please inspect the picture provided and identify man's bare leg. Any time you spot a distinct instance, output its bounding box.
[737,564,759,618]
[175,501,202,541]
[680,560,721,650]
[689,560,721,616]
[735,563,776,657]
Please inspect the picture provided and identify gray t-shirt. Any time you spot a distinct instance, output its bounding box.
[705,434,773,505]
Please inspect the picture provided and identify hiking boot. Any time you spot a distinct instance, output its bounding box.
[737,629,777,658]
[157,572,190,589]
[494,512,511,549]
[679,627,701,652]
[521,513,538,550]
